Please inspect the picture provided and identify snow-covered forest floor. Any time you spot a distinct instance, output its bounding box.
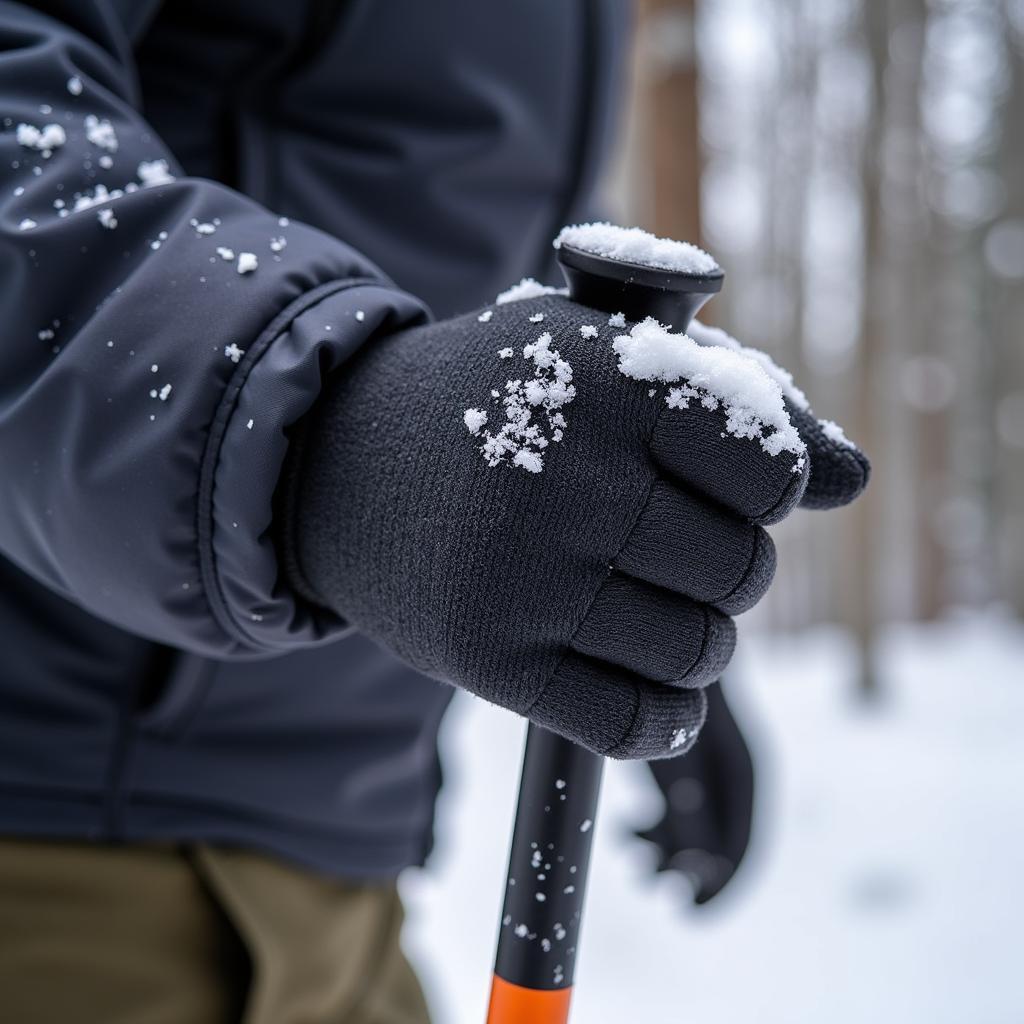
[400,612,1024,1023]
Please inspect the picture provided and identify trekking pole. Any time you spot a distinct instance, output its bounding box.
[486,235,723,1024]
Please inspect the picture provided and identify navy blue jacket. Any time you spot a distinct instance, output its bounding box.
[0,0,626,877]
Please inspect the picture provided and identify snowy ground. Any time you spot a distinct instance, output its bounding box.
[400,613,1024,1024]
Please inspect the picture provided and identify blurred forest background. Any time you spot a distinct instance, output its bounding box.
[604,0,1024,693]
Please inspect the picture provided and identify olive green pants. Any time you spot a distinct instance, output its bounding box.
[0,839,432,1024]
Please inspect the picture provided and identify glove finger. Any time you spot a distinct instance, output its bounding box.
[790,405,871,509]
[615,480,776,615]
[650,401,809,525]
[531,651,708,760]
[570,571,735,685]
[685,319,868,511]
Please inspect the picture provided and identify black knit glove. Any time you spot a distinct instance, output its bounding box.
[282,292,868,759]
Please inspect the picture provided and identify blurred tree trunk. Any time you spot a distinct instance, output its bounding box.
[848,0,890,699]
[638,0,702,247]
[992,12,1024,616]
[881,2,936,622]
[765,1,816,632]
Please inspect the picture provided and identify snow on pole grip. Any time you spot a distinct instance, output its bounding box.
[553,222,723,330]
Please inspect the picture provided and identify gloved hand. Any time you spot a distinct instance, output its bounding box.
[637,680,755,904]
[281,290,868,759]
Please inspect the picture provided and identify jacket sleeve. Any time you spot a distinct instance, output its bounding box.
[0,0,430,657]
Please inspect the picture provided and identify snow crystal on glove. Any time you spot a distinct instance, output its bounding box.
[613,318,805,462]
[689,320,862,449]
[463,331,575,473]
[554,222,719,275]
[463,408,488,433]
[687,319,809,411]
[819,418,855,448]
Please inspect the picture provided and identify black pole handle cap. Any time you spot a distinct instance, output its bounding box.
[556,243,724,332]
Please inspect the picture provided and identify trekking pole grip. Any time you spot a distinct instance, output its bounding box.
[487,229,723,1024]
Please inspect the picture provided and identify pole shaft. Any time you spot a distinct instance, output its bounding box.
[487,725,604,1024]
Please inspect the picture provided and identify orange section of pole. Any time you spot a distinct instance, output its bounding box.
[486,976,573,1024]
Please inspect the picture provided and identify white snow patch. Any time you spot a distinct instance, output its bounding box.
[688,319,809,412]
[513,449,543,473]
[236,252,258,275]
[463,408,488,434]
[137,159,175,187]
[216,247,235,261]
[66,76,83,96]
[495,278,567,305]
[246,418,254,430]
[355,310,365,322]
[225,343,244,363]
[98,154,113,169]
[819,418,855,448]
[528,313,545,323]
[84,115,117,153]
[18,218,36,231]
[554,222,719,275]
[580,819,592,833]
[613,318,806,460]
[269,236,286,252]
[669,726,693,750]
[70,183,121,213]
[580,325,598,339]
[190,219,216,235]
[608,312,626,328]
[158,383,172,401]
[96,208,117,229]
[478,310,494,323]
[469,331,576,474]
[16,122,66,155]
[67,161,175,218]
